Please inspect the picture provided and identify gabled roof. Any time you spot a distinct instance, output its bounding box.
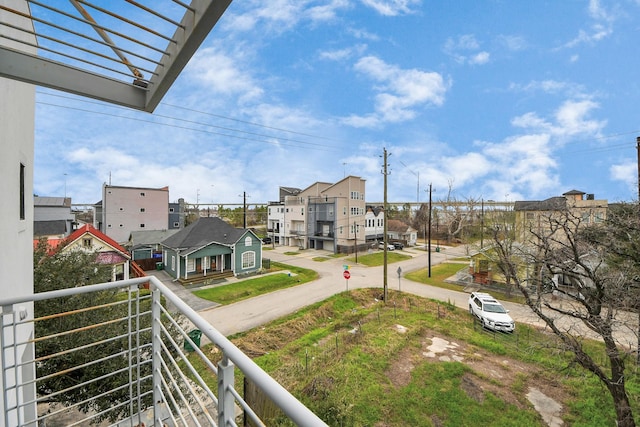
[161,217,246,252]
[128,229,179,247]
[65,224,130,259]
[387,219,415,233]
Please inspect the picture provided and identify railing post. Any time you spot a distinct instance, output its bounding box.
[151,289,163,425]
[218,355,235,426]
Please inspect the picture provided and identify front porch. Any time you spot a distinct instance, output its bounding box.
[177,268,234,286]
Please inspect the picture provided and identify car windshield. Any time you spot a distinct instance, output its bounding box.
[483,303,507,313]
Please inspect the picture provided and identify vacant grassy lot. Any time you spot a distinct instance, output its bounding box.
[193,288,639,426]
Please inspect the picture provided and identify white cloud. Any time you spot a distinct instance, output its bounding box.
[610,161,637,191]
[360,0,421,16]
[443,34,490,65]
[511,99,605,138]
[560,0,616,49]
[318,44,367,61]
[469,51,490,65]
[498,35,527,51]
[186,46,263,103]
[344,55,449,127]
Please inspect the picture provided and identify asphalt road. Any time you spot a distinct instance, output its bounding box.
[153,244,638,351]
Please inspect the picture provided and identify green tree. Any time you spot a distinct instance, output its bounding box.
[33,240,162,423]
[491,209,637,426]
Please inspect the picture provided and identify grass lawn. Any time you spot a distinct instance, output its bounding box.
[191,288,639,426]
[345,251,412,266]
[192,262,318,305]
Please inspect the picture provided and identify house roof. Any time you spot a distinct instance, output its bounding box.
[387,219,415,233]
[128,229,179,247]
[34,220,68,237]
[34,197,71,207]
[65,224,130,259]
[161,217,246,252]
[514,197,567,211]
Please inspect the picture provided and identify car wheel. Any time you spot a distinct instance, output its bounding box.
[481,318,486,328]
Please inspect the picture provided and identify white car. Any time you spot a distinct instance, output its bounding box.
[378,242,394,251]
[468,292,515,333]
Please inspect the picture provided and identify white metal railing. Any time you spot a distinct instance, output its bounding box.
[1,276,327,426]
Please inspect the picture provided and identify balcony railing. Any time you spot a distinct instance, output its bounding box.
[1,276,326,426]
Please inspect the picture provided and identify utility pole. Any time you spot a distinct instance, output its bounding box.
[354,220,358,263]
[480,198,484,250]
[382,148,390,302]
[636,137,640,364]
[428,183,432,278]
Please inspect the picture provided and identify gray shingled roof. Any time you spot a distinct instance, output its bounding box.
[514,197,567,211]
[161,217,245,252]
[34,220,67,237]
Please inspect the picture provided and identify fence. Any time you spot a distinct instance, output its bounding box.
[0,276,327,426]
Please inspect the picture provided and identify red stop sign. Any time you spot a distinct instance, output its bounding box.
[343,270,351,279]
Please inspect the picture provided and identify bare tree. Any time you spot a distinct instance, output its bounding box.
[491,208,636,426]
[438,180,479,243]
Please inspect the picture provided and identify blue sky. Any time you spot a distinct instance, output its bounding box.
[34,0,640,206]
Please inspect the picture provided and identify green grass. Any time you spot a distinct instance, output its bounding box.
[405,262,468,290]
[345,251,412,266]
[192,262,318,305]
[215,289,640,426]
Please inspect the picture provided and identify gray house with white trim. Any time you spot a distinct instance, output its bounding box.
[161,217,262,282]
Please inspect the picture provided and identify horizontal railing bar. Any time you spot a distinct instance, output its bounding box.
[157,371,190,427]
[1,277,151,306]
[35,347,131,384]
[34,328,134,362]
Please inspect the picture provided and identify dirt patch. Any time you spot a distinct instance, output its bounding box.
[385,330,570,423]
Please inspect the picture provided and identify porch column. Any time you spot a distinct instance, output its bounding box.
[184,255,188,280]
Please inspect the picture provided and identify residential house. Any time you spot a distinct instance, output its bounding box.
[126,229,179,272]
[514,190,608,245]
[364,205,385,244]
[267,187,302,244]
[386,219,418,246]
[34,196,75,236]
[161,217,263,282]
[169,198,185,229]
[97,184,170,244]
[268,176,367,254]
[0,1,37,422]
[62,224,132,282]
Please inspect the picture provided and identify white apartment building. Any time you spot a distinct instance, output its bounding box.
[269,176,368,253]
[97,184,170,244]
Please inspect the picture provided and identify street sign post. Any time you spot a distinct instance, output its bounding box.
[343,269,350,291]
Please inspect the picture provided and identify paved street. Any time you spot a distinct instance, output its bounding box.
[150,244,638,351]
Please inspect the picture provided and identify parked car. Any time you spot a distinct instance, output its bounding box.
[262,237,272,245]
[468,292,515,333]
[392,242,404,250]
[378,242,394,251]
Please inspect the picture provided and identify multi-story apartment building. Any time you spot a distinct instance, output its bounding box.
[269,176,368,253]
[97,184,170,244]
[514,190,608,245]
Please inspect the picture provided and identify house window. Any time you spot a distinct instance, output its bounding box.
[19,163,25,220]
[173,222,179,227]
[119,207,124,211]
[339,226,343,234]
[108,224,112,228]
[242,251,256,269]
[140,224,145,228]
[83,238,91,248]
[140,208,145,212]
[140,192,145,196]
[186,258,195,272]
[526,212,534,220]
[595,212,604,223]
[169,207,174,213]
[343,207,346,215]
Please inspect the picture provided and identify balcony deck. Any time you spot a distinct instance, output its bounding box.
[1,277,327,426]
